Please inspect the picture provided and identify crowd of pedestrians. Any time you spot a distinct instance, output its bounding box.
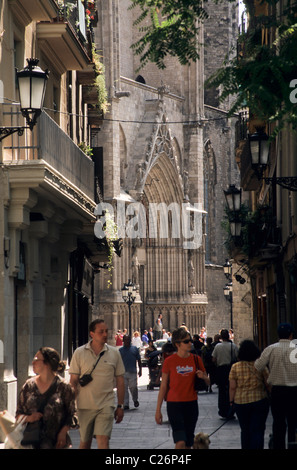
[1,319,296,450]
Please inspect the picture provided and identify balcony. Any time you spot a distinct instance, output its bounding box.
[9,0,59,25]
[82,85,99,104]
[2,105,95,208]
[37,21,90,73]
[38,110,95,200]
[36,1,92,73]
[88,105,104,127]
[77,64,97,86]
[1,104,111,264]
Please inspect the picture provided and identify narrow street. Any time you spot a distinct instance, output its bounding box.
[69,367,273,450]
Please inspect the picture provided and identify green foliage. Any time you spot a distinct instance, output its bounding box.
[240,205,275,257]
[206,0,297,135]
[222,203,276,258]
[78,142,93,157]
[92,45,109,114]
[129,0,208,69]
[57,1,76,17]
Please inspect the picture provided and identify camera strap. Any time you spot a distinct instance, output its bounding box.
[89,350,105,376]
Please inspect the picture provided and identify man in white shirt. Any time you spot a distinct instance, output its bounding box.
[162,329,169,340]
[69,319,125,449]
[255,323,297,449]
[154,314,163,340]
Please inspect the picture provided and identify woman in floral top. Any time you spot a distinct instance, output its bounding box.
[229,340,270,449]
[16,347,76,449]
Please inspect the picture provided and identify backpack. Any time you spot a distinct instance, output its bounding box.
[202,346,214,366]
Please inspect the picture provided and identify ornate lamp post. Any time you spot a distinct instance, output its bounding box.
[223,259,233,330]
[121,279,136,336]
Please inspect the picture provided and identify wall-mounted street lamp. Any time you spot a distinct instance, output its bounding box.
[249,127,297,191]
[249,127,270,178]
[0,58,49,141]
[226,259,247,284]
[223,259,232,280]
[121,279,136,336]
[235,274,246,284]
[224,184,242,238]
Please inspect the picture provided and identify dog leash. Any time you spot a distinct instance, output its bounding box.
[208,417,233,438]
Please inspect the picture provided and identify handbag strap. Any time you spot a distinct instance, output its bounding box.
[89,350,105,376]
[193,353,200,371]
[230,342,236,363]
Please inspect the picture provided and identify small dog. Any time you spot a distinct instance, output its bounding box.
[193,432,210,449]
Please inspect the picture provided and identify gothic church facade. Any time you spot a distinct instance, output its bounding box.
[91,0,241,337]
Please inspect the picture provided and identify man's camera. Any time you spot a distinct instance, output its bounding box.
[78,374,93,387]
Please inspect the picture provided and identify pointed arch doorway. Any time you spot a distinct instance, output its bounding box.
[138,152,207,334]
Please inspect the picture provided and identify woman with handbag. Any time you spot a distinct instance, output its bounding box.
[155,328,209,449]
[16,347,77,449]
[229,340,270,449]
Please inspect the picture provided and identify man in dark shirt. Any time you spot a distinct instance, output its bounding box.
[119,335,142,410]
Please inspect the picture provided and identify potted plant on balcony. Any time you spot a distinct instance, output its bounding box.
[91,45,109,114]
[98,209,122,288]
[78,142,93,157]
[57,1,76,20]
[85,0,98,26]
[87,0,96,9]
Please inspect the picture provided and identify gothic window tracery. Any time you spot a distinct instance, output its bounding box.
[152,118,174,161]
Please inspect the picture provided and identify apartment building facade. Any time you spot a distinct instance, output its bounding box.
[0,0,109,412]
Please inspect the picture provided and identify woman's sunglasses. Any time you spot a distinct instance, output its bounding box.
[176,339,193,344]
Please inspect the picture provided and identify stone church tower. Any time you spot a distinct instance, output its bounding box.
[91,0,208,336]
[202,0,252,342]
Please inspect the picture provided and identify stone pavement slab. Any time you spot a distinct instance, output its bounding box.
[69,367,273,450]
